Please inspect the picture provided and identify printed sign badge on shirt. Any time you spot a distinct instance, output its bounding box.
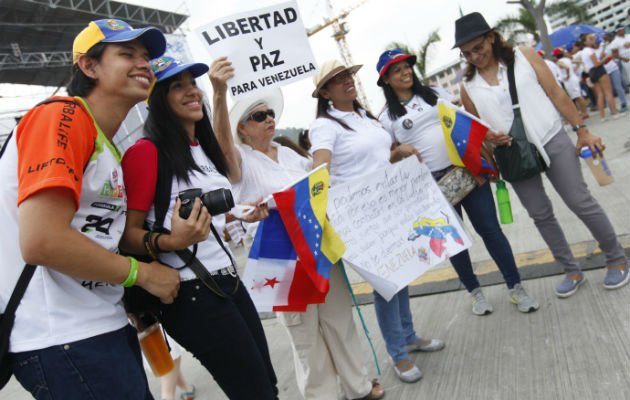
[402,118,414,130]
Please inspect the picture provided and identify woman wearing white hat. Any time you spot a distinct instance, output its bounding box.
[309,59,444,384]
[211,57,385,400]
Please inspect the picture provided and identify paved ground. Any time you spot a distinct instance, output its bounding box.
[1,111,628,399]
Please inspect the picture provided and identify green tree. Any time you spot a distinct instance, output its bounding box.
[387,29,441,82]
[495,7,540,44]
[545,0,592,25]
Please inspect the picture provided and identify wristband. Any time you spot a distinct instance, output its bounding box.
[153,233,164,253]
[572,124,587,132]
[143,231,159,260]
[121,256,139,287]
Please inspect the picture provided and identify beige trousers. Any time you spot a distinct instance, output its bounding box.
[278,264,373,399]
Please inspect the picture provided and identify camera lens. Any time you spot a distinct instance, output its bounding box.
[200,188,235,216]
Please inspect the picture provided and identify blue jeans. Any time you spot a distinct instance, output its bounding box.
[608,69,627,107]
[11,324,152,400]
[373,287,419,362]
[449,180,521,292]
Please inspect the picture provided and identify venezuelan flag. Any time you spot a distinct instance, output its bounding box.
[273,166,346,295]
[437,100,497,175]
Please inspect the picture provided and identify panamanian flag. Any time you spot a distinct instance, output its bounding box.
[437,99,497,176]
[243,167,346,312]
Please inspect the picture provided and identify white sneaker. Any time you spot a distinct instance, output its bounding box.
[470,287,493,315]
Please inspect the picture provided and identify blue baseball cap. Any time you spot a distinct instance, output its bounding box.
[73,19,165,64]
[376,48,416,86]
[150,56,209,83]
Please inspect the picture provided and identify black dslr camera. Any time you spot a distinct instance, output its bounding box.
[178,188,235,219]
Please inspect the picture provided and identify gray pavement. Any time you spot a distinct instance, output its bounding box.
[1,111,629,399]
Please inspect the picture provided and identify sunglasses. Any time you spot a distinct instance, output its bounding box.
[246,109,275,122]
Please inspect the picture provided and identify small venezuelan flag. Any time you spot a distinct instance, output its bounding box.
[273,166,346,296]
[437,100,497,175]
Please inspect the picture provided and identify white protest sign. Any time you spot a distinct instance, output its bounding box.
[194,1,317,100]
[327,157,472,301]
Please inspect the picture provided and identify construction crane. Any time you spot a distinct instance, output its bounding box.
[307,0,370,110]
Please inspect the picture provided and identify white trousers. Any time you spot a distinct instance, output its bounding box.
[278,264,373,399]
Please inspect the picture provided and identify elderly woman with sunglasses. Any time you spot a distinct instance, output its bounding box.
[455,12,629,296]
[309,59,445,385]
[210,57,384,400]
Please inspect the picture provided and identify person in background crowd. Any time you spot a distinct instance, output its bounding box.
[376,47,539,316]
[273,135,310,158]
[610,25,630,94]
[151,332,195,400]
[0,19,178,399]
[555,47,590,119]
[120,56,277,400]
[213,54,385,399]
[310,58,445,384]
[537,50,562,85]
[571,40,598,109]
[298,128,312,153]
[582,33,621,121]
[455,12,630,298]
[601,32,628,113]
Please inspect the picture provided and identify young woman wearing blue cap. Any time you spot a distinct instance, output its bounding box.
[309,59,444,385]
[376,47,540,317]
[0,19,177,399]
[120,56,278,400]
[455,12,629,296]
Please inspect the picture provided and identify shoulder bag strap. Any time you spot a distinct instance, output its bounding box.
[506,62,519,108]
[1,264,36,330]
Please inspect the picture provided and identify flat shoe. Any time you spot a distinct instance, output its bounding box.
[180,385,195,400]
[404,338,445,353]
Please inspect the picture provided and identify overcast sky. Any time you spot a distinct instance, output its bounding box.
[1,0,526,129]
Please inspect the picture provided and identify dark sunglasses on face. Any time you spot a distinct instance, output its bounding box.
[460,36,487,59]
[247,109,275,122]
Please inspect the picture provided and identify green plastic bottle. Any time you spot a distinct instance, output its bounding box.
[495,179,513,224]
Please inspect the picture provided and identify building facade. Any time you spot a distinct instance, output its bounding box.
[548,0,629,32]
[424,59,466,103]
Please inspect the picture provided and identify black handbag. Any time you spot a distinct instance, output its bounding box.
[493,62,547,182]
[0,264,36,389]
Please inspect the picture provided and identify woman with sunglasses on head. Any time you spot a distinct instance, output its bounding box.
[455,12,629,297]
[119,56,278,400]
[0,19,179,399]
[376,47,539,316]
[309,59,444,385]
[207,56,384,400]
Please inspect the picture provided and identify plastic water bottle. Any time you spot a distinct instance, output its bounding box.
[496,179,513,224]
[580,146,614,186]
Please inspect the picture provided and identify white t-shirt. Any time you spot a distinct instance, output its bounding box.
[544,59,563,85]
[601,44,619,74]
[309,107,392,186]
[581,47,599,71]
[233,142,312,202]
[0,99,128,352]
[572,50,585,76]
[143,144,234,280]
[611,35,630,60]
[378,88,453,172]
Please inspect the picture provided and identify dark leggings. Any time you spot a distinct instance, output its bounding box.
[161,276,278,400]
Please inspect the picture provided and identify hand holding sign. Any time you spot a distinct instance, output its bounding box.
[195,1,318,100]
[208,57,235,94]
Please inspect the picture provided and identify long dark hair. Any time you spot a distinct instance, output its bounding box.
[316,82,377,131]
[463,31,515,81]
[67,43,107,96]
[144,74,229,183]
[381,64,438,120]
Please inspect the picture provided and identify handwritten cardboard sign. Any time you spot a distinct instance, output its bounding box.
[194,1,317,100]
[327,157,471,301]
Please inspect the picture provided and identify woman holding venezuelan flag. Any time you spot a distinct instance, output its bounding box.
[210,56,385,400]
[376,47,538,318]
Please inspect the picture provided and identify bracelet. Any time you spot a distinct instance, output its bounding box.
[121,256,139,287]
[142,231,159,260]
[153,233,164,253]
